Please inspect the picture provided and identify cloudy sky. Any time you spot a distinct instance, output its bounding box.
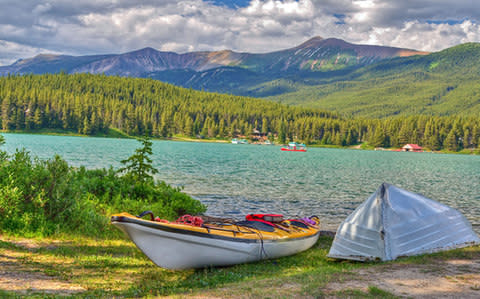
[1,0,479,65]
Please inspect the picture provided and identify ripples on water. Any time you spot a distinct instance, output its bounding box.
[2,133,479,233]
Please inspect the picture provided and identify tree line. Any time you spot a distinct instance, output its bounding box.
[0,73,479,151]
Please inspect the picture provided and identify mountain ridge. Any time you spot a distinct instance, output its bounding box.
[0,37,427,76]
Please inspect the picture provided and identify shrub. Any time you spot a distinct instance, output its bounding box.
[0,139,206,237]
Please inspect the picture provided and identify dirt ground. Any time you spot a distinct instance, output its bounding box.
[0,238,85,295]
[1,236,479,298]
[326,259,480,298]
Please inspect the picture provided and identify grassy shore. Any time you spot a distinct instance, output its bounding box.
[0,128,132,139]
[1,234,479,298]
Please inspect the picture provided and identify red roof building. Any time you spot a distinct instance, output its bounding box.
[402,144,423,152]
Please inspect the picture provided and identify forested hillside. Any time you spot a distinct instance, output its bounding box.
[0,73,479,151]
[0,73,338,140]
[269,43,480,117]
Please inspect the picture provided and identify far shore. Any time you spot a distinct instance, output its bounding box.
[1,129,479,155]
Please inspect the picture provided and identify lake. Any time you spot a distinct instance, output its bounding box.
[2,133,479,232]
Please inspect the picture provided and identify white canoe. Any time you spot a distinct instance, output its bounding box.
[111,213,320,270]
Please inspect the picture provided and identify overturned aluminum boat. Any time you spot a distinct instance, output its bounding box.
[111,212,320,270]
[328,183,480,261]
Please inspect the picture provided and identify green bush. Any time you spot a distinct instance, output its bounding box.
[0,141,206,237]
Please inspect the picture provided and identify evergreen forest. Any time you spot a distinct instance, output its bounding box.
[268,43,480,118]
[1,73,479,152]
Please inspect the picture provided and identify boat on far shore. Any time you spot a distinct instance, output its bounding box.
[264,140,274,145]
[281,142,307,152]
[232,138,249,144]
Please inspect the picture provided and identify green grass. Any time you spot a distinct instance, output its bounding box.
[0,236,360,298]
[333,286,400,299]
[1,234,478,298]
[0,127,133,139]
[100,128,132,139]
[0,128,86,137]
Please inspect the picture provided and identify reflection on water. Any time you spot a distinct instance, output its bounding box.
[2,133,480,232]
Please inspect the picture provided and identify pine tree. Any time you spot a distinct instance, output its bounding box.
[184,116,193,137]
[1,95,12,130]
[33,107,44,129]
[371,127,387,148]
[345,130,353,145]
[444,131,458,151]
[82,116,91,135]
[334,131,344,146]
[472,125,479,148]
[463,129,471,149]
[117,136,158,183]
[397,121,410,146]
[261,117,268,134]
[278,121,287,144]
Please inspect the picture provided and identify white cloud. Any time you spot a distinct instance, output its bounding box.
[0,40,60,65]
[0,0,480,65]
[383,20,480,52]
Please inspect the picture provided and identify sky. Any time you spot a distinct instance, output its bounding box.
[1,0,479,65]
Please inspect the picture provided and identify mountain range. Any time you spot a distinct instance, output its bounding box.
[0,37,426,88]
[0,37,426,74]
[2,37,480,117]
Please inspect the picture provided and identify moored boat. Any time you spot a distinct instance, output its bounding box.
[264,140,274,145]
[111,212,320,270]
[281,142,307,152]
[232,138,249,144]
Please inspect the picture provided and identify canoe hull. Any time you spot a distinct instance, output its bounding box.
[112,216,319,270]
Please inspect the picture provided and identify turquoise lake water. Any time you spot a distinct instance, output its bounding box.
[2,133,479,232]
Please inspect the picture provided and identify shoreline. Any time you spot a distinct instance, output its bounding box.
[1,130,479,155]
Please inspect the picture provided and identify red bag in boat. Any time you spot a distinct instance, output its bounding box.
[176,215,204,227]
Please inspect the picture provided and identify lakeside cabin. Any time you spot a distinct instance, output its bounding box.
[402,144,423,152]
